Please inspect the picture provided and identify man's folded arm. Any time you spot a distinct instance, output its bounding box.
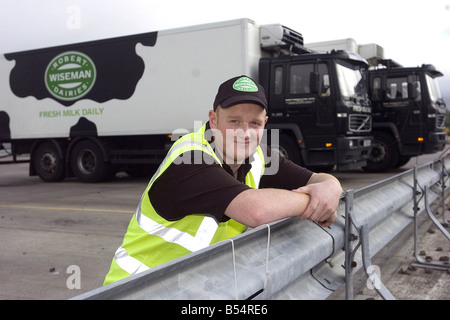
[224,188,310,228]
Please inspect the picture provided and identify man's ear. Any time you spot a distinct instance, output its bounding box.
[208,109,217,128]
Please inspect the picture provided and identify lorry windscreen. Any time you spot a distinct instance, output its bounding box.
[425,74,445,106]
[335,59,367,102]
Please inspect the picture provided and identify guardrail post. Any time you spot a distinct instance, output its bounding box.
[412,164,450,271]
[359,224,395,300]
[440,157,450,228]
[413,165,422,260]
[344,190,356,300]
[343,189,395,300]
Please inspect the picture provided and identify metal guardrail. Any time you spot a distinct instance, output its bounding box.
[72,156,450,300]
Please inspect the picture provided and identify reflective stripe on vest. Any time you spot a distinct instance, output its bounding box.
[104,124,265,284]
[114,204,220,275]
[114,246,149,275]
[134,202,219,252]
[248,146,265,187]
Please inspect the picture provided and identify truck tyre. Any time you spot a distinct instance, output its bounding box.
[33,142,65,182]
[276,133,302,165]
[395,156,411,168]
[70,140,109,182]
[363,131,399,173]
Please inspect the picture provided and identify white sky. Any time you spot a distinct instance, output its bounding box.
[1,0,449,102]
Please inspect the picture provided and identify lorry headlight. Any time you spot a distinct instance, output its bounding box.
[349,140,354,148]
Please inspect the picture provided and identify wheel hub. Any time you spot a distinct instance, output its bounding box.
[40,153,57,173]
[77,149,97,175]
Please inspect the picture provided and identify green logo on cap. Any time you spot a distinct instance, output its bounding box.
[233,76,258,92]
[45,51,96,101]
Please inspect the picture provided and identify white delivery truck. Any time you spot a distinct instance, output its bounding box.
[0,19,372,182]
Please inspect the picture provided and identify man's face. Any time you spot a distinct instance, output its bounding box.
[209,103,268,164]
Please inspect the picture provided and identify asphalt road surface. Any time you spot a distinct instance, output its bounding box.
[1,152,449,300]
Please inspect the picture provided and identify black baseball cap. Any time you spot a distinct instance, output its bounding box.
[213,75,268,112]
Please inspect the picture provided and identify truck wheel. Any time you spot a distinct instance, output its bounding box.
[70,140,109,182]
[363,131,399,172]
[395,156,411,168]
[276,133,302,165]
[33,142,65,182]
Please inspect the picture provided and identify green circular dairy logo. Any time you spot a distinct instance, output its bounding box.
[45,51,96,101]
[233,77,258,92]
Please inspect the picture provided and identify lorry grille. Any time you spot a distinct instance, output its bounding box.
[436,114,445,129]
[349,114,372,132]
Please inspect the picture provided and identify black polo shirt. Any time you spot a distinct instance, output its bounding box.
[149,147,313,223]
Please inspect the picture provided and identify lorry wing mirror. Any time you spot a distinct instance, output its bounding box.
[310,72,319,94]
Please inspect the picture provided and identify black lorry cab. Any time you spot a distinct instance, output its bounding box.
[259,50,373,171]
[365,62,447,172]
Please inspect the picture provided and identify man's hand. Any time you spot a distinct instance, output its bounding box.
[292,173,343,227]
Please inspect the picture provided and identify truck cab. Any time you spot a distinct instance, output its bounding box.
[365,61,447,172]
[259,42,373,171]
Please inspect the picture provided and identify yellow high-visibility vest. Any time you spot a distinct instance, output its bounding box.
[103,123,265,285]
